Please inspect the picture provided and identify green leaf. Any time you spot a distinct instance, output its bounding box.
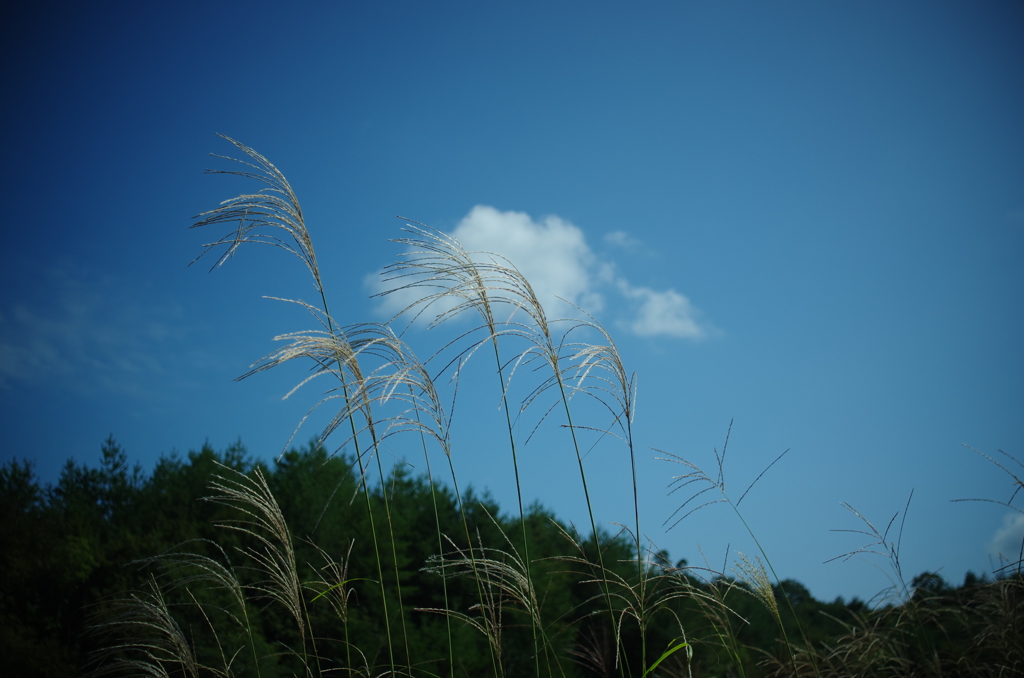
[643,639,692,677]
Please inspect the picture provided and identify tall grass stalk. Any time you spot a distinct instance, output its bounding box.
[191,137,409,674]
[487,268,633,672]
[308,539,358,673]
[91,576,206,678]
[953,446,1024,577]
[555,522,692,677]
[827,491,915,606]
[205,465,314,670]
[381,225,643,673]
[93,462,323,676]
[409,391,456,678]
[382,223,543,675]
[422,510,570,678]
[658,422,821,676]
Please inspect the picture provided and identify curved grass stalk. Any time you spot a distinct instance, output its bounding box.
[306,540,359,673]
[657,424,820,676]
[499,286,634,673]
[420,511,568,678]
[249,318,415,674]
[421,533,508,675]
[327,324,504,678]
[566,310,645,662]
[410,418,456,678]
[191,136,410,675]
[94,489,306,678]
[127,539,261,677]
[381,223,546,675]
[691,568,750,678]
[825,492,915,606]
[554,522,698,677]
[89,576,207,678]
[380,223,652,675]
[952,446,1024,577]
[204,465,313,668]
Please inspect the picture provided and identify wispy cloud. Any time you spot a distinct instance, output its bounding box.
[0,264,186,395]
[371,206,713,339]
[603,230,643,250]
[989,511,1024,564]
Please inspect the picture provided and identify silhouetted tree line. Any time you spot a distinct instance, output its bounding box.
[1,438,1019,676]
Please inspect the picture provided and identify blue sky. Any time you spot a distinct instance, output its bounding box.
[2,1,1022,604]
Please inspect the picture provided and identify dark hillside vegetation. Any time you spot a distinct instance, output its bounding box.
[0,440,1019,677]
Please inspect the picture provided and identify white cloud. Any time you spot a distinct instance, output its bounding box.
[989,511,1024,563]
[604,230,642,250]
[618,283,706,339]
[372,206,712,339]
[449,206,602,316]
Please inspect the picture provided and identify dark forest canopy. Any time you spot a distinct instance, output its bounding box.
[0,437,1019,677]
